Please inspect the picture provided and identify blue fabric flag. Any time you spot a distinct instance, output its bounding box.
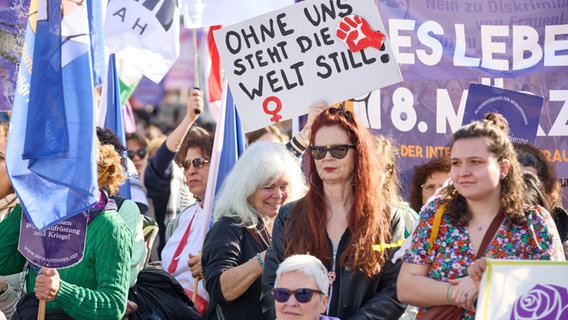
[202,85,246,233]
[215,87,246,195]
[7,0,99,230]
[87,0,105,87]
[103,53,131,198]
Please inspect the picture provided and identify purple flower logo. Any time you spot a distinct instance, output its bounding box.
[510,284,568,320]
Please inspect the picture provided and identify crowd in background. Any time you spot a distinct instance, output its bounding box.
[0,90,566,320]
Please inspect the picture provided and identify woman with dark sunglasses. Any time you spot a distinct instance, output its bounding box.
[145,88,205,257]
[125,131,149,177]
[201,142,306,320]
[262,106,406,320]
[273,254,339,320]
[159,126,214,315]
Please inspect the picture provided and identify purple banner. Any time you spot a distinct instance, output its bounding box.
[376,0,567,79]
[18,212,88,268]
[0,0,30,110]
[359,0,568,208]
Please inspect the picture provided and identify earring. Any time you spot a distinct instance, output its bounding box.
[500,174,506,180]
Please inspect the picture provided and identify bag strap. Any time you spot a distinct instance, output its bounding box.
[428,202,447,255]
[475,210,505,259]
[428,202,505,257]
[245,227,270,251]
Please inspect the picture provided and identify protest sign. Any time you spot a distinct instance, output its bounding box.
[476,259,568,320]
[214,0,402,132]
[18,212,88,268]
[463,83,544,144]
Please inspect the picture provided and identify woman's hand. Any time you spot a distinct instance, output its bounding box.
[449,276,478,311]
[468,257,487,290]
[35,268,61,302]
[186,88,204,119]
[299,101,328,141]
[188,252,203,280]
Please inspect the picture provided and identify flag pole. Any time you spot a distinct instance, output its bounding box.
[37,300,45,320]
[193,29,199,88]
[192,27,200,303]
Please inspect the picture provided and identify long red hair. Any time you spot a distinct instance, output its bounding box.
[284,107,392,277]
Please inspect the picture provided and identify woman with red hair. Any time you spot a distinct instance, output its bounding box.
[261,106,406,319]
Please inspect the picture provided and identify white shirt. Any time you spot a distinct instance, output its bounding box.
[161,203,209,302]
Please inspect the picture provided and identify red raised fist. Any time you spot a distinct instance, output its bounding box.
[336,15,386,52]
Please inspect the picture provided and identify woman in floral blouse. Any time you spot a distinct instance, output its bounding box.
[397,113,564,320]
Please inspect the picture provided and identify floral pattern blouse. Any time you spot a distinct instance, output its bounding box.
[402,196,565,319]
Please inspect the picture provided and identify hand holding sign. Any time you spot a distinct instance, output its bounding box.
[35,267,61,302]
[336,15,386,52]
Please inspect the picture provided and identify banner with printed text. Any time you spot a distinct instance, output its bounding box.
[357,0,568,207]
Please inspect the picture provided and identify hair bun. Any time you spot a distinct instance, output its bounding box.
[483,112,510,135]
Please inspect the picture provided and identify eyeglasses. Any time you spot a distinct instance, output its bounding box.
[421,183,441,192]
[309,144,356,160]
[271,288,324,303]
[127,148,147,160]
[181,157,210,170]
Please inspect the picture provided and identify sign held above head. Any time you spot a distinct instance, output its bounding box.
[213,0,403,132]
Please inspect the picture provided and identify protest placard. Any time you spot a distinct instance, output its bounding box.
[213,0,402,131]
[463,83,544,144]
[19,212,88,269]
[476,259,568,320]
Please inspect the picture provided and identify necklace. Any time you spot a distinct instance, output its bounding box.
[471,221,491,231]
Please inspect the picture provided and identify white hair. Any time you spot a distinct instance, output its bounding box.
[213,141,306,227]
[275,254,329,294]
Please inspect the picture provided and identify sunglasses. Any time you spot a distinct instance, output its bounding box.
[271,288,324,303]
[308,144,356,160]
[181,157,210,170]
[127,148,147,160]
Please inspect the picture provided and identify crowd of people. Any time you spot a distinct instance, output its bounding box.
[0,89,565,320]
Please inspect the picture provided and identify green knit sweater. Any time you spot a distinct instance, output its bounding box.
[0,204,132,320]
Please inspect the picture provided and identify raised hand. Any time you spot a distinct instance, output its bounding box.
[187,88,204,118]
[336,15,386,52]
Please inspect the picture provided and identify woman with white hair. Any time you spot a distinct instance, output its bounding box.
[201,142,306,320]
[273,254,339,320]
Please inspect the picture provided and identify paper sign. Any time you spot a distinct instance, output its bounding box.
[18,212,88,268]
[213,0,403,132]
[476,259,568,320]
[463,84,544,144]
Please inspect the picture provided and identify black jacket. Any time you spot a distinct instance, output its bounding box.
[261,200,406,320]
[202,216,269,320]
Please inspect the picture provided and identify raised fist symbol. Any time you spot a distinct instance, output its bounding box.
[336,15,386,52]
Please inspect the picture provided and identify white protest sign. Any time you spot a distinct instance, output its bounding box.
[213,0,403,132]
[476,259,568,320]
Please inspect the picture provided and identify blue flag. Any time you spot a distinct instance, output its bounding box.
[103,53,131,199]
[215,87,247,195]
[87,0,105,87]
[202,85,246,232]
[7,0,99,230]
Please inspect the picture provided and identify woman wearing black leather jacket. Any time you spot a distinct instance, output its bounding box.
[201,142,306,320]
[261,107,406,320]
